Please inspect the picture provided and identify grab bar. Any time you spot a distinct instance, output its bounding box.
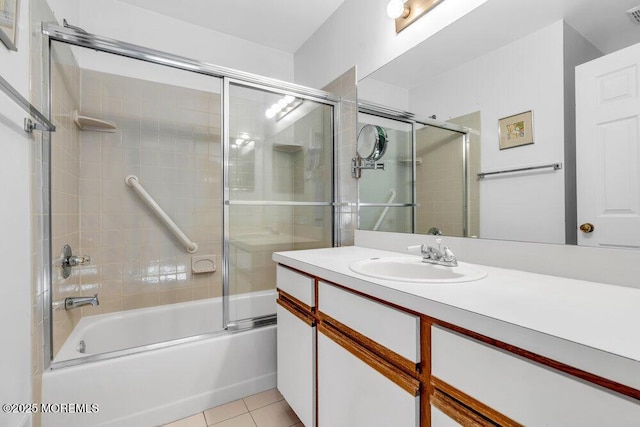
[373,188,396,231]
[0,73,56,133]
[124,175,198,253]
[477,162,562,179]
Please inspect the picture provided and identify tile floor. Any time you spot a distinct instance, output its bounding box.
[162,388,303,427]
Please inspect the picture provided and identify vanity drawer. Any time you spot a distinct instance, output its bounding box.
[318,281,420,363]
[276,265,315,308]
[431,326,640,426]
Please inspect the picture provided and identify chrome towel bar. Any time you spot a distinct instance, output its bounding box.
[477,162,562,179]
[0,73,56,133]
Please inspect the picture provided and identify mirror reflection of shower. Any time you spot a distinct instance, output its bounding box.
[357,114,414,233]
[356,107,480,236]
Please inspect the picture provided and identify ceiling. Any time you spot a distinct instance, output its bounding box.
[117,0,345,53]
[366,0,640,89]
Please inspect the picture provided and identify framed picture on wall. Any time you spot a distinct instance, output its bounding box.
[0,0,19,51]
[498,110,534,150]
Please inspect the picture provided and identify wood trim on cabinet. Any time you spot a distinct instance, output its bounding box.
[302,273,640,402]
[277,289,314,315]
[318,321,421,397]
[432,321,640,402]
[431,389,498,427]
[277,297,315,327]
[420,319,432,427]
[431,377,523,427]
[318,312,419,378]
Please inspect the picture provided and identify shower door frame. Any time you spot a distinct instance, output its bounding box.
[41,23,340,369]
[357,101,471,236]
[222,77,339,331]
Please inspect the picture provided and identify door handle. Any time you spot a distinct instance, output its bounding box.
[579,223,595,233]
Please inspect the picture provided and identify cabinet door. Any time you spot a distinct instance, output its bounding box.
[276,303,315,427]
[432,326,640,426]
[317,324,420,427]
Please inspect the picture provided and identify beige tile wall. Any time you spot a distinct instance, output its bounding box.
[323,67,357,246]
[49,44,83,357]
[415,112,480,237]
[76,69,223,317]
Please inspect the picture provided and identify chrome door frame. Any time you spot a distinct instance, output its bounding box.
[223,77,338,330]
[42,23,340,369]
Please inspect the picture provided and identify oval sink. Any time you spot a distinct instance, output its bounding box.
[348,257,487,283]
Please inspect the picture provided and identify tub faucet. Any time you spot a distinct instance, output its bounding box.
[419,238,458,267]
[65,294,99,310]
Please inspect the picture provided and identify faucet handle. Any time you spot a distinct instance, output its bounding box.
[442,247,458,266]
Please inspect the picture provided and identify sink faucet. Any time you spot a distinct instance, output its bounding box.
[419,238,458,267]
[65,294,99,310]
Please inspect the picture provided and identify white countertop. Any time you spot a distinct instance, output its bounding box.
[273,246,640,390]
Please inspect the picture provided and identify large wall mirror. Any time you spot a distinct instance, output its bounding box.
[358,0,640,249]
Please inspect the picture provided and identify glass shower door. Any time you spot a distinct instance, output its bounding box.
[225,82,334,326]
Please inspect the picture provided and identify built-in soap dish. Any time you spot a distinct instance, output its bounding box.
[73,110,117,132]
[191,255,216,274]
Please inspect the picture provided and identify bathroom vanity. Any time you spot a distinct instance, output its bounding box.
[273,246,640,427]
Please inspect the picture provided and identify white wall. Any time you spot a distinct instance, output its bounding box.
[0,0,34,425]
[294,0,489,88]
[77,0,294,82]
[358,78,409,111]
[43,0,79,27]
[409,21,567,244]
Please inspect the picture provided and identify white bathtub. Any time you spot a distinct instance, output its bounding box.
[42,291,277,427]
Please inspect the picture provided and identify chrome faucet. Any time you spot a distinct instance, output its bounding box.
[65,294,99,310]
[419,238,458,267]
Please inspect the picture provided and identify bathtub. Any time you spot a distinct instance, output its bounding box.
[42,290,277,427]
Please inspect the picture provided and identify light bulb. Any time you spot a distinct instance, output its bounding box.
[235,138,244,146]
[283,95,295,104]
[277,99,288,109]
[387,0,408,19]
[265,108,276,119]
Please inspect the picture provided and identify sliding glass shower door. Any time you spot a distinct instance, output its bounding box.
[225,82,335,326]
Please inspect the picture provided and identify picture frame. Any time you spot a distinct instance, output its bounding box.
[498,110,534,150]
[0,0,19,51]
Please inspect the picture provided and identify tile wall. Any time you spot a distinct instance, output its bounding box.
[49,44,82,355]
[415,112,480,237]
[323,67,357,246]
[76,69,223,316]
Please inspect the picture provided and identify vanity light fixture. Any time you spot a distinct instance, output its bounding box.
[265,95,303,121]
[388,0,445,33]
[386,0,410,19]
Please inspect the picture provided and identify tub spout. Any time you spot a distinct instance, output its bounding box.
[65,294,99,310]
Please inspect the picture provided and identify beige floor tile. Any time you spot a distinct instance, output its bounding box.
[163,413,208,427]
[250,401,300,427]
[280,401,301,425]
[204,399,248,425]
[212,413,256,427]
[243,388,284,411]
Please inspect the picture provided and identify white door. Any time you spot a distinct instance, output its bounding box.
[576,43,640,248]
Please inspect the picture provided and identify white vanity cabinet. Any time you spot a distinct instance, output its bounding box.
[431,326,640,426]
[316,281,421,427]
[274,258,640,427]
[276,266,316,427]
